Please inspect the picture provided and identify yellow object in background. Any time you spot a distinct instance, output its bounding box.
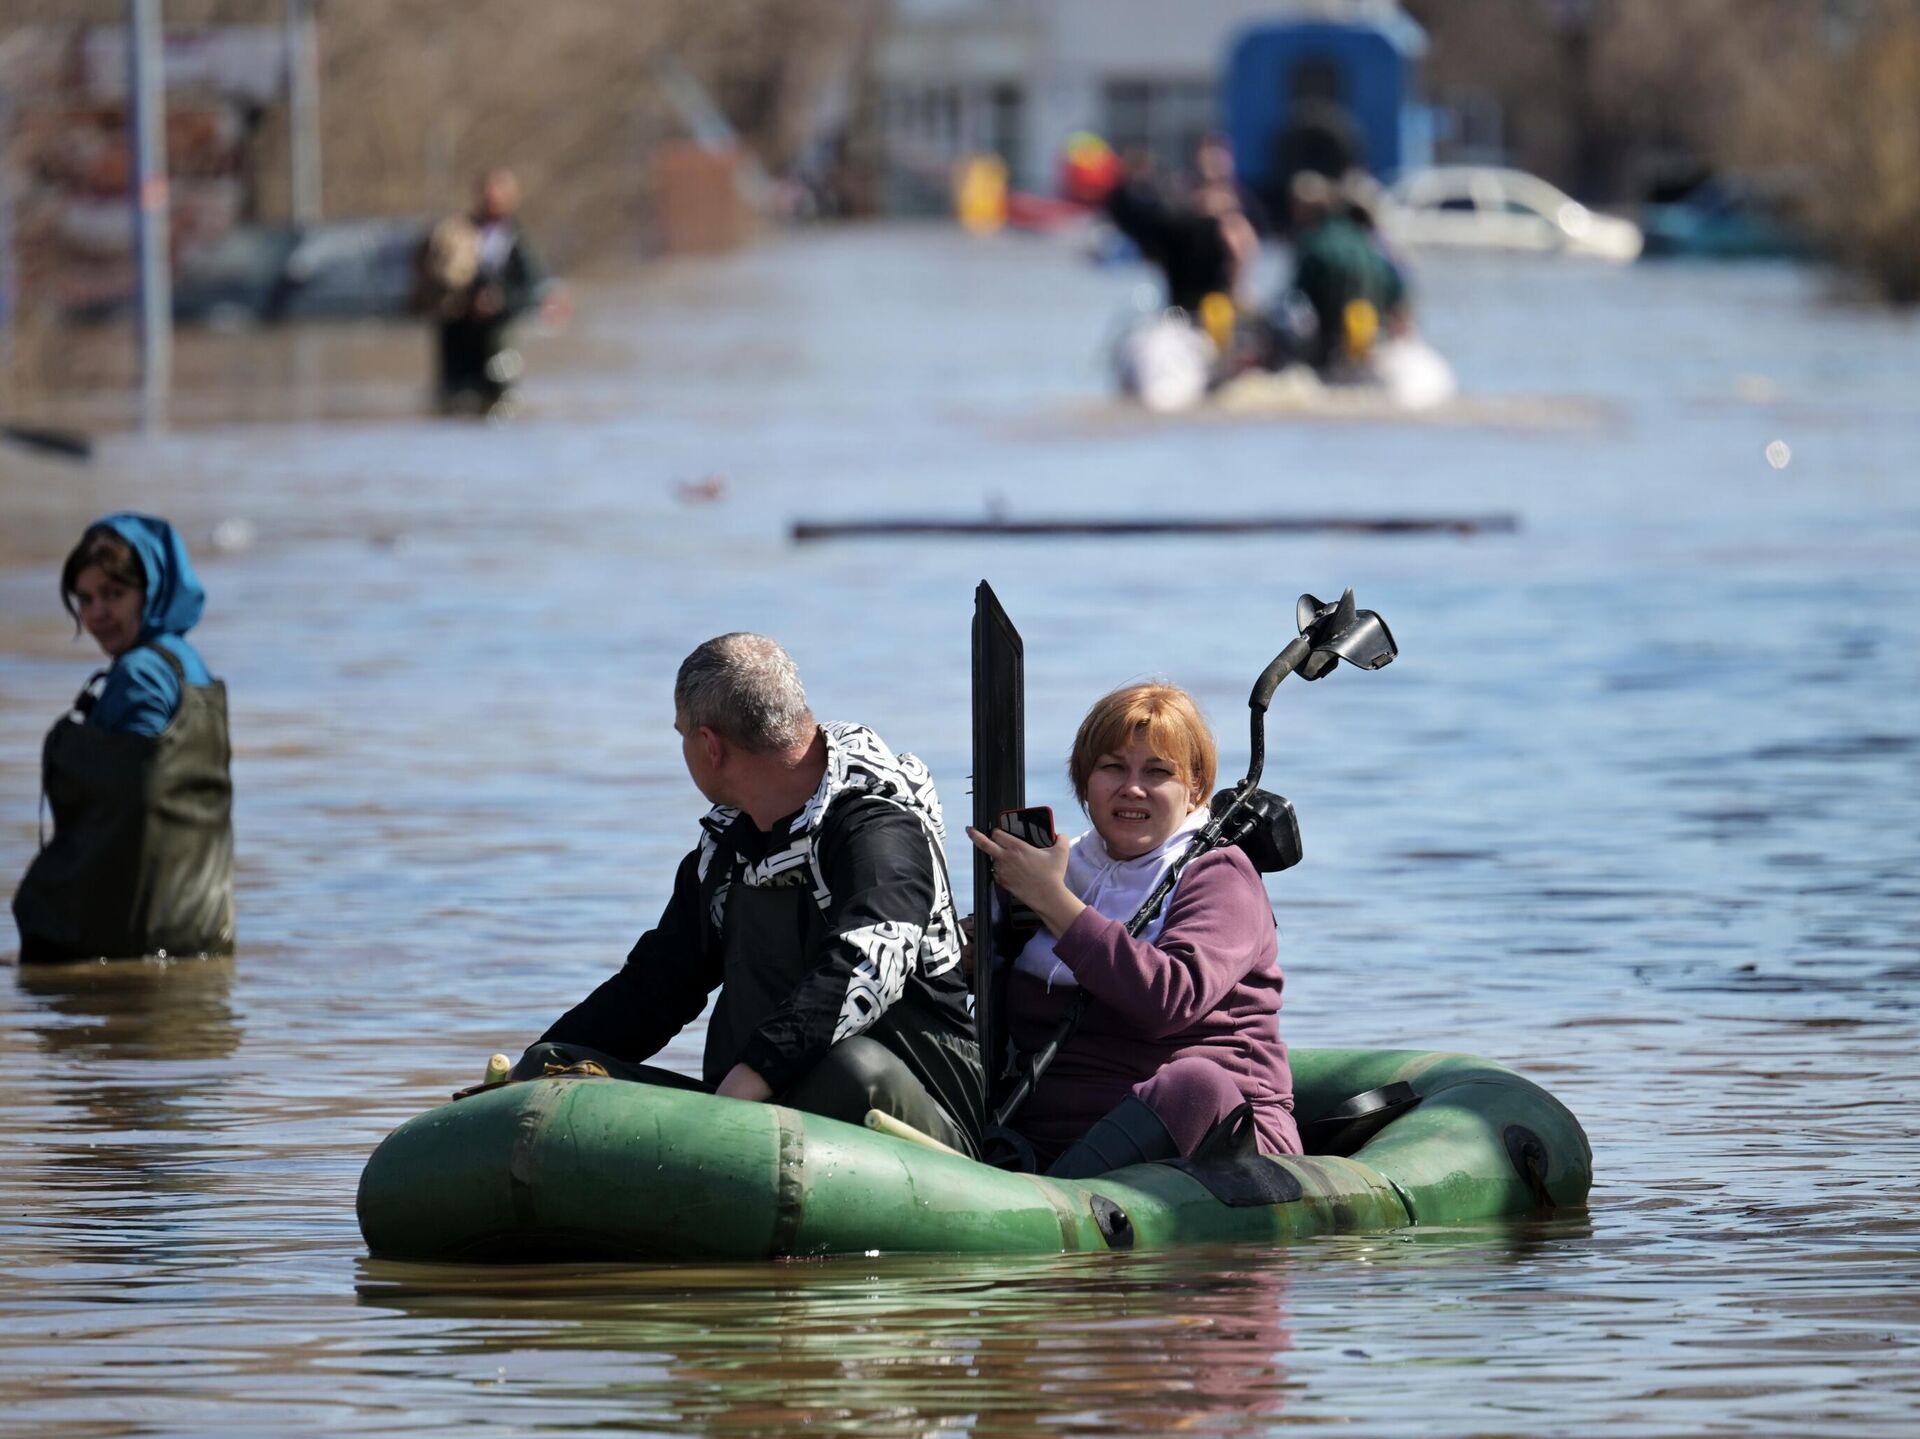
[483,1053,511,1087]
[954,154,1008,235]
[1198,291,1236,352]
[1343,298,1380,359]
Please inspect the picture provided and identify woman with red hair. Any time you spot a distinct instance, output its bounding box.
[969,682,1299,1177]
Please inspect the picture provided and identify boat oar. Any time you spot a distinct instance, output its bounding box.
[985,587,1398,1146]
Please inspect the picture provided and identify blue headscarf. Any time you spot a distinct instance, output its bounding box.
[84,513,211,735]
[99,512,205,641]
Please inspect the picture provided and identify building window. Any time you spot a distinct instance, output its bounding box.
[998,82,1029,177]
[1101,77,1215,174]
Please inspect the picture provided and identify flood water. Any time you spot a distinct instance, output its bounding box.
[2,225,1918,1436]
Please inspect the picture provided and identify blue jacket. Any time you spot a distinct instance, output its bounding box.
[88,514,212,738]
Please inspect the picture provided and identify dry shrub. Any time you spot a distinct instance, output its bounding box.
[1,0,876,397]
[0,0,878,270]
[1795,14,1920,302]
[279,0,878,266]
[1410,0,1920,303]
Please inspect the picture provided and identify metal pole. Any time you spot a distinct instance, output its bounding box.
[128,0,170,427]
[1,86,15,367]
[286,0,321,225]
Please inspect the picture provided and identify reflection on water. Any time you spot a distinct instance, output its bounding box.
[1,230,1918,1434]
[17,955,240,1063]
[355,1252,1301,1435]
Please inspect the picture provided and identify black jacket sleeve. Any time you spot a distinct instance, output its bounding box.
[737,797,939,1091]
[501,230,550,317]
[538,844,720,1061]
[1105,176,1175,259]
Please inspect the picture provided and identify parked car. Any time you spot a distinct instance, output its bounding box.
[1637,174,1811,260]
[1383,166,1644,263]
[69,217,428,326]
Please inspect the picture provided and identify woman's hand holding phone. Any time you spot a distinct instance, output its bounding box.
[966,807,1084,937]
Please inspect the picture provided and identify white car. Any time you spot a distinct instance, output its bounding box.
[1384,166,1644,263]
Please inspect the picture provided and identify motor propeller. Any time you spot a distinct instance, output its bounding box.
[1295,588,1398,680]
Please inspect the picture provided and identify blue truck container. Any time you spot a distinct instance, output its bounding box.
[1225,12,1429,222]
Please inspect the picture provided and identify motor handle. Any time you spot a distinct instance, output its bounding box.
[1249,636,1312,713]
[991,1013,1079,1130]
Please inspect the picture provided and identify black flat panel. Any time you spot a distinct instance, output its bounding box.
[971,581,1024,1108]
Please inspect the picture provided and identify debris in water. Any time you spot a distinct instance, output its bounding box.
[210,519,256,554]
[792,513,1519,542]
[676,474,729,504]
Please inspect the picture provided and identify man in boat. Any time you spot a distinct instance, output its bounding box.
[1102,150,1256,319]
[1191,130,1270,237]
[512,633,986,1155]
[1277,169,1408,374]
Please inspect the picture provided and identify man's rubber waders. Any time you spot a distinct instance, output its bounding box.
[13,647,234,962]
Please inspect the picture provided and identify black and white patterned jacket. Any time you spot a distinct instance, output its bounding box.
[540,723,977,1106]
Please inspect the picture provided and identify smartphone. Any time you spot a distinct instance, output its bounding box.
[992,806,1054,936]
[995,805,1056,848]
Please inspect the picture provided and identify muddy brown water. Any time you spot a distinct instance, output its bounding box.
[2,227,1918,1435]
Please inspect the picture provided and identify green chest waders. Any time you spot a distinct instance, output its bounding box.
[13,647,235,962]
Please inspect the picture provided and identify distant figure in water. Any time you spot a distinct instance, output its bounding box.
[1098,141,1259,406]
[1191,130,1269,238]
[1102,150,1255,317]
[13,514,234,962]
[415,168,568,416]
[1280,170,1408,374]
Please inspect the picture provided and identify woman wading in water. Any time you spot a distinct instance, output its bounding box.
[13,514,233,962]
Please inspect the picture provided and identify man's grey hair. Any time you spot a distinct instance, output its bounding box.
[675,633,814,754]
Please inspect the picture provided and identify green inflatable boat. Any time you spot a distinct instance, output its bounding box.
[358,586,1592,1262]
[356,1047,1590,1261]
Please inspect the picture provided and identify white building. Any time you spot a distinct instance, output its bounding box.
[874,0,1410,205]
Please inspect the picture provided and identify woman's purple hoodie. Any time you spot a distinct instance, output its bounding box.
[1007,845,1300,1156]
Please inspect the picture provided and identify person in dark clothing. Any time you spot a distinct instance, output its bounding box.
[1191,131,1270,236]
[1282,170,1407,372]
[1338,169,1411,320]
[13,514,234,962]
[514,633,986,1156]
[1263,99,1365,228]
[1104,162,1240,317]
[417,168,561,415]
